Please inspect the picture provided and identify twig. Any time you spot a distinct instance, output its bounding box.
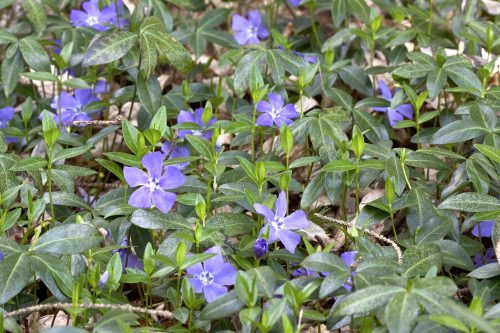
[495,239,500,267]
[4,302,174,319]
[313,213,403,265]
[73,115,123,127]
[76,182,122,189]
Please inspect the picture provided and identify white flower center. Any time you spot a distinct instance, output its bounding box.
[192,130,203,137]
[198,271,214,286]
[271,216,285,230]
[247,26,258,37]
[146,177,160,192]
[86,16,99,26]
[269,107,281,119]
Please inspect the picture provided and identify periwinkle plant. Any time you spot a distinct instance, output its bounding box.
[0,0,499,332]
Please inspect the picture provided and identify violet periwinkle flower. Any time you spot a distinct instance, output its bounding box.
[289,0,302,7]
[293,50,317,64]
[186,246,237,303]
[291,267,320,278]
[98,271,109,288]
[231,10,269,46]
[113,238,144,271]
[472,221,494,238]
[70,0,127,31]
[253,238,268,258]
[256,93,298,128]
[47,89,101,127]
[373,80,414,127]
[124,152,185,214]
[161,141,190,170]
[0,251,4,263]
[473,248,496,268]
[0,107,17,143]
[177,108,215,140]
[254,191,309,254]
[341,251,358,291]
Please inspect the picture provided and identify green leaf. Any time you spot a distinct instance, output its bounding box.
[20,71,58,82]
[353,109,389,143]
[445,66,482,96]
[323,87,353,110]
[467,263,500,279]
[438,192,500,212]
[405,151,449,170]
[205,213,255,237]
[470,103,496,130]
[246,266,277,298]
[386,157,406,196]
[428,315,469,333]
[1,51,24,96]
[302,252,350,274]
[322,160,356,172]
[43,191,91,210]
[384,292,419,333]
[33,224,100,254]
[136,70,162,116]
[392,63,435,79]
[435,239,475,271]
[338,65,372,97]
[185,135,214,161]
[475,144,500,163]
[10,156,47,171]
[266,49,285,85]
[289,156,321,169]
[103,152,141,167]
[331,0,347,27]
[82,31,138,67]
[200,290,245,320]
[130,209,191,230]
[427,68,447,100]
[402,244,442,278]
[0,252,32,304]
[234,50,266,95]
[431,120,488,144]
[19,37,50,72]
[53,145,91,163]
[386,29,417,47]
[21,0,47,33]
[334,285,405,316]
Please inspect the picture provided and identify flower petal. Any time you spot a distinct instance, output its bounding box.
[203,247,225,273]
[158,166,185,189]
[395,104,414,120]
[189,277,204,293]
[278,229,301,254]
[177,110,195,124]
[141,152,164,179]
[254,203,275,223]
[388,108,403,127]
[275,191,287,218]
[203,283,227,303]
[256,100,272,113]
[151,190,176,214]
[268,93,284,110]
[284,210,309,230]
[128,186,152,209]
[231,15,249,31]
[340,251,358,268]
[472,221,495,238]
[256,113,274,127]
[213,263,237,286]
[280,103,298,119]
[378,80,392,101]
[124,167,148,187]
[186,262,204,276]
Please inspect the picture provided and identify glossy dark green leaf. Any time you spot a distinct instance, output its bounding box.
[82,31,138,67]
[200,290,245,320]
[130,209,191,230]
[438,192,500,212]
[33,224,100,254]
[333,285,405,316]
[0,252,32,304]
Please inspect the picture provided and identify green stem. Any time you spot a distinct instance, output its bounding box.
[47,148,55,222]
[251,105,257,162]
[389,206,398,241]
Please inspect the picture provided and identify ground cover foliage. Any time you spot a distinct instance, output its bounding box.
[0,0,499,332]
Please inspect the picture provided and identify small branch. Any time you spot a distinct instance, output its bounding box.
[314,213,403,265]
[4,302,173,319]
[76,182,122,189]
[73,115,123,127]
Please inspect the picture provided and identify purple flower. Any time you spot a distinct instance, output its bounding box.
[98,271,109,288]
[95,80,110,94]
[253,238,268,258]
[186,246,237,303]
[0,107,17,143]
[289,0,302,7]
[0,251,4,263]
[177,108,215,140]
[291,267,320,278]
[341,251,358,291]
[256,93,298,128]
[293,50,317,64]
[47,89,101,127]
[473,248,496,268]
[472,221,495,238]
[124,152,185,213]
[70,0,126,31]
[231,10,269,46]
[254,191,309,254]
[373,80,414,127]
[161,141,190,170]
[113,238,144,271]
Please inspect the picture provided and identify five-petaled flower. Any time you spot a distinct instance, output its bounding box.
[256,93,298,128]
[373,80,414,127]
[289,0,302,7]
[254,191,309,254]
[231,10,269,46]
[186,246,237,303]
[471,221,496,268]
[161,141,190,170]
[113,237,144,271]
[124,152,185,214]
[177,108,215,140]
[48,89,101,127]
[70,0,127,31]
